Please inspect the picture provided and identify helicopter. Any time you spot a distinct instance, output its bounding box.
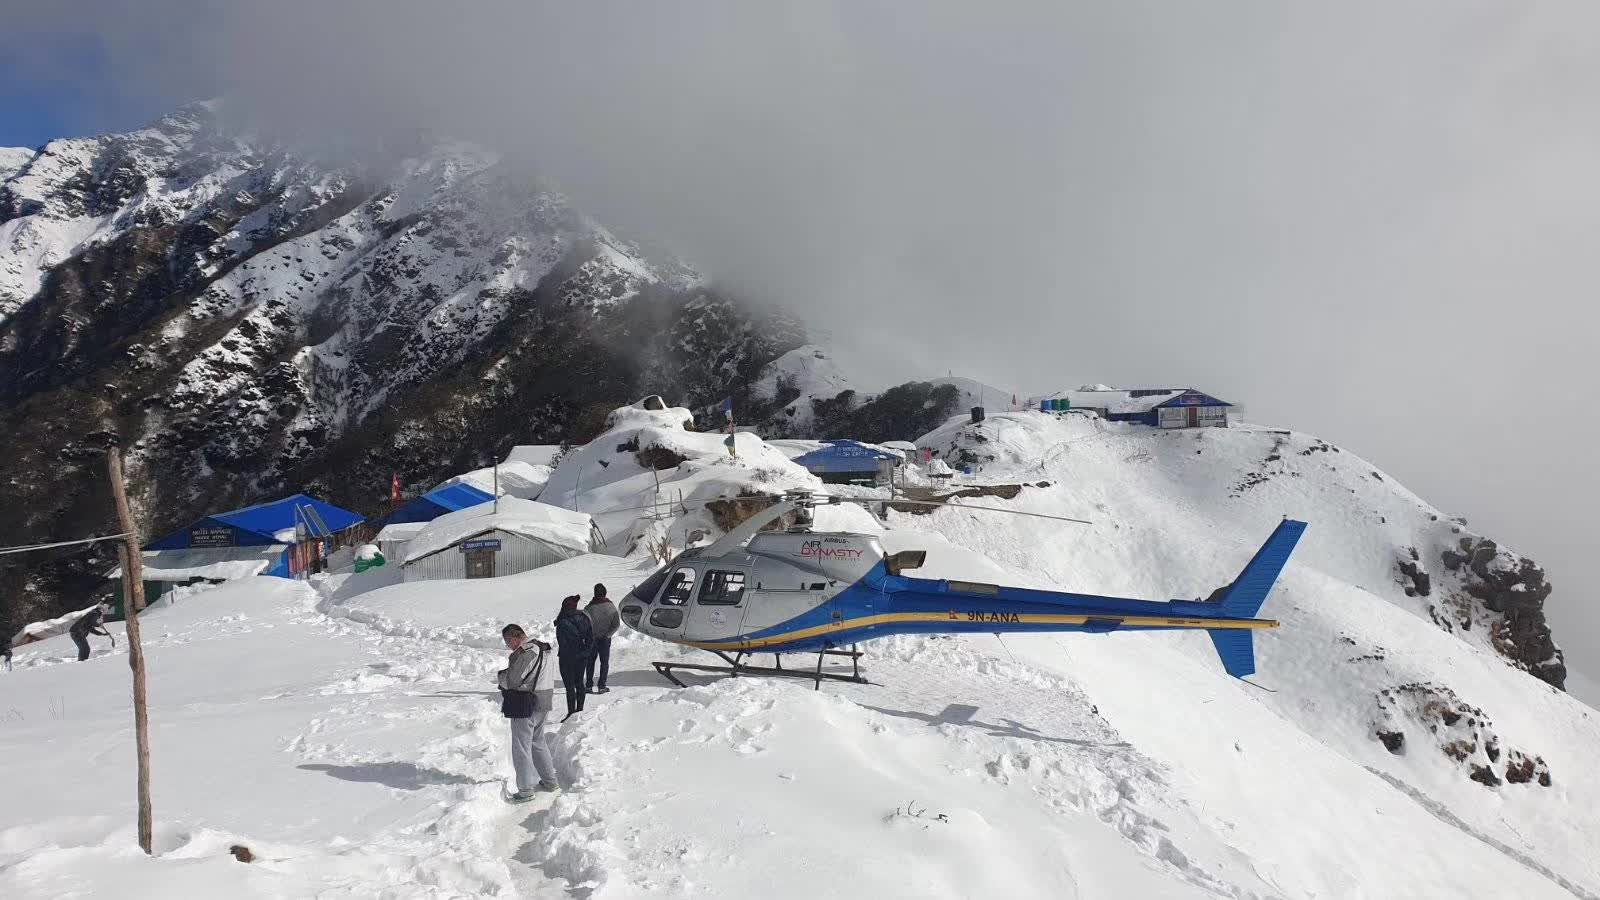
[617,490,1308,689]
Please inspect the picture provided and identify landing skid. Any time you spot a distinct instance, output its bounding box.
[652,647,869,691]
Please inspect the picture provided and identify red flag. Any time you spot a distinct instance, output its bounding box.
[391,473,401,502]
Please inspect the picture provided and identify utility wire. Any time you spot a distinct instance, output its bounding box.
[0,533,131,556]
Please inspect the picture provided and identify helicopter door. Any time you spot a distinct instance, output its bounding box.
[825,577,867,643]
[683,568,750,642]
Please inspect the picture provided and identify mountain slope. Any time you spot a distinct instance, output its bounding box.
[907,409,1590,893]
[0,147,34,185]
[0,106,801,634]
[915,411,1564,688]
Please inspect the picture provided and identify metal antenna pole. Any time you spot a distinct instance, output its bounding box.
[493,457,499,515]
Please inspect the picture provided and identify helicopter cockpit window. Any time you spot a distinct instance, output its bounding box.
[697,571,746,605]
[660,567,697,606]
[629,566,671,606]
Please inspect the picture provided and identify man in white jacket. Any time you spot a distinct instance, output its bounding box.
[498,624,560,801]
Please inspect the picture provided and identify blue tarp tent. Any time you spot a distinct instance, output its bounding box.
[387,483,496,524]
[793,440,897,483]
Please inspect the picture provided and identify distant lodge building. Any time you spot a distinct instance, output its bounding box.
[111,494,366,607]
[1042,388,1233,429]
[791,440,901,484]
[400,497,597,582]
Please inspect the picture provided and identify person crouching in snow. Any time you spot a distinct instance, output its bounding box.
[498,624,559,802]
[70,602,113,662]
[554,595,594,719]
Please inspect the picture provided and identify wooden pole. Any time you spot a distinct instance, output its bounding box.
[107,447,153,855]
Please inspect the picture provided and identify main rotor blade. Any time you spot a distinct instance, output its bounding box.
[844,497,1093,526]
[588,495,779,516]
[587,499,712,516]
[590,493,1091,526]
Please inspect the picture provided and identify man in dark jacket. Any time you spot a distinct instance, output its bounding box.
[69,603,112,662]
[584,583,620,694]
[554,595,594,719]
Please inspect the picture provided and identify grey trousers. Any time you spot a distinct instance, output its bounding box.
[509,712,558,792]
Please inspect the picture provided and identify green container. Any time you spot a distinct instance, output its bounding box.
[354,550,386,574]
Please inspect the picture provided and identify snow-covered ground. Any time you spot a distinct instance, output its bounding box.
[0,147,35,183]
[3,404,1596,898]
[441,461,553,501]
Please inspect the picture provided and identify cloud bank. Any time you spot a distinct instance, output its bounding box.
[4,1,1597,674]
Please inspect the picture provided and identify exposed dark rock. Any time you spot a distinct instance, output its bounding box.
[636,444,689,471]
[894,483,1023,509]
[1373,682,1553,789]
[1469,764,1502,787]
[705,491,794,533]
[791,381,960,444]
[1438,536,1563,689]
[1503,750,1552,787]
[1396,555,1432,598]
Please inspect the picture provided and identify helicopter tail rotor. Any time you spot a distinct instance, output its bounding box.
[1205,518,1308,678]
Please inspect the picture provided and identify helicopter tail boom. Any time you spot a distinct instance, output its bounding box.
[1204,518,1308,677]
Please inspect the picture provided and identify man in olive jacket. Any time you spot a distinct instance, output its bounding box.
[584,583,620,694]
[498,624,559,801]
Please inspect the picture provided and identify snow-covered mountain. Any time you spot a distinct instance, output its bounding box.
[0,400,1591,898]
[0,147,33,185]
[741,344,974,443]
[0,104,803,631]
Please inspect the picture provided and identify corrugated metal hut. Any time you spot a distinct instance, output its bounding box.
[401,497,596,582]
[373,521,427,564]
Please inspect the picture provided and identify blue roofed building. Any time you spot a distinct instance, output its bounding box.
[1045,388,1234,429]
[387,483,496,525]
[110,494,367,611]
[792,440,899,484]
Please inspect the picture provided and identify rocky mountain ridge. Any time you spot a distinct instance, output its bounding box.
[0,104,798,632]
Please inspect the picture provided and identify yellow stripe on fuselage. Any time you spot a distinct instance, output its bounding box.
[683,612,1278,652]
